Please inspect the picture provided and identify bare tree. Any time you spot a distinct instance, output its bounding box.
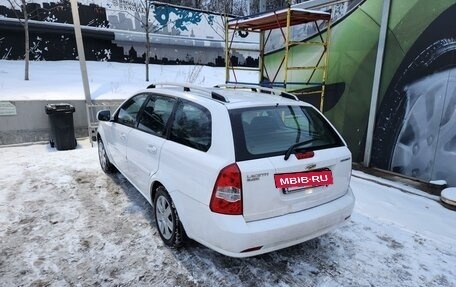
[206,0,233,15]
[109,0,167,81]
[7,0,30,80]
[201,0,245,38]
[142,0,153,81]
[250,0,301,13]
[200,0,249,15]
[109,1,208,81]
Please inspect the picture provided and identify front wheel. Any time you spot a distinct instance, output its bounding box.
[154,186,185,247]
[98,138,116,173]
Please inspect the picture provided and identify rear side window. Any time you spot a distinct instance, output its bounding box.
[170,100,212,152]
[116,94,148,127]
[230,105,344,161]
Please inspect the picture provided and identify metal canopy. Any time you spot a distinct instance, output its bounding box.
[228,8,331,31]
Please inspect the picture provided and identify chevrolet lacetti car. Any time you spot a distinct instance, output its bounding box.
[96,83,355,257]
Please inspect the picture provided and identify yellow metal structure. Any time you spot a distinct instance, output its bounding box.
[225,6,332,111]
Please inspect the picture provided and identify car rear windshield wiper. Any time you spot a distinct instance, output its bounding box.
[284,138,319,160]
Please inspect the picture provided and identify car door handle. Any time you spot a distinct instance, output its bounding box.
[147,145,157,154]
[120,133,127,141]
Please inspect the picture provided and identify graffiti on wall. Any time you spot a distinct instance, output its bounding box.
[263,0,456,186]
[0,0,258,65]
[372,4,456,186]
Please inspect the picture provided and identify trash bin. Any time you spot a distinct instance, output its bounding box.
[45,103,77,150]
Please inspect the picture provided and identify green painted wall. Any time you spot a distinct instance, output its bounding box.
[264,0,455,162]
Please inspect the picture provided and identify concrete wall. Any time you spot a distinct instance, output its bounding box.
[0,100,121,145]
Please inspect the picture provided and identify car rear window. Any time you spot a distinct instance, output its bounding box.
[230,105,344,161]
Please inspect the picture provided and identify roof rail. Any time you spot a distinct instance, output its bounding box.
[147,82,228,103]
[214,84,299,101]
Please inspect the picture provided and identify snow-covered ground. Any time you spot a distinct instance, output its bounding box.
[0,140,455,287]
[0,60,455,286]
[0,60,258,100]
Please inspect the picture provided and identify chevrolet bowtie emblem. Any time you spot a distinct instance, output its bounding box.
[305,163,316,170]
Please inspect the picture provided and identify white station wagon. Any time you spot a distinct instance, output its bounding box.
[96,83,355,257]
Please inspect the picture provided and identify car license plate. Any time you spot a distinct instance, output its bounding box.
[274,170,333,189]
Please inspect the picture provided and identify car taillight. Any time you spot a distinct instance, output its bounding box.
[295,151,314,160]
[210,163,242,215]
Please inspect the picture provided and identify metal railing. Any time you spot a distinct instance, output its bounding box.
[86,100,123,145]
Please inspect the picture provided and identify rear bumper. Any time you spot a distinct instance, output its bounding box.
[180,187,355,257]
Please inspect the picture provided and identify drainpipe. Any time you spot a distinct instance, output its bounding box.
[363,0,391,167]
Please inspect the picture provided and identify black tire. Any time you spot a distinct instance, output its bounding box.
[154,186,185,247]
[97,138,116,173]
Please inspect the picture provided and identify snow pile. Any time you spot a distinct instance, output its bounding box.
[0,60,258,101]
[441,188,456,207]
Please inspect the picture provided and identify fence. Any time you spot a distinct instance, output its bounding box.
[86,100,123,145]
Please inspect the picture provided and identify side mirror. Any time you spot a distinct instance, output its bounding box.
[97,110,111,121]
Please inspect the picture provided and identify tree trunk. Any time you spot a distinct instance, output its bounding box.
[22,0,29,80]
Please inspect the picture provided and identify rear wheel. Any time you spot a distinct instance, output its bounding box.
[154,186,185,247]
[98,138,115,173]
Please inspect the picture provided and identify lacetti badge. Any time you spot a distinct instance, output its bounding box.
[274,170,333,189]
